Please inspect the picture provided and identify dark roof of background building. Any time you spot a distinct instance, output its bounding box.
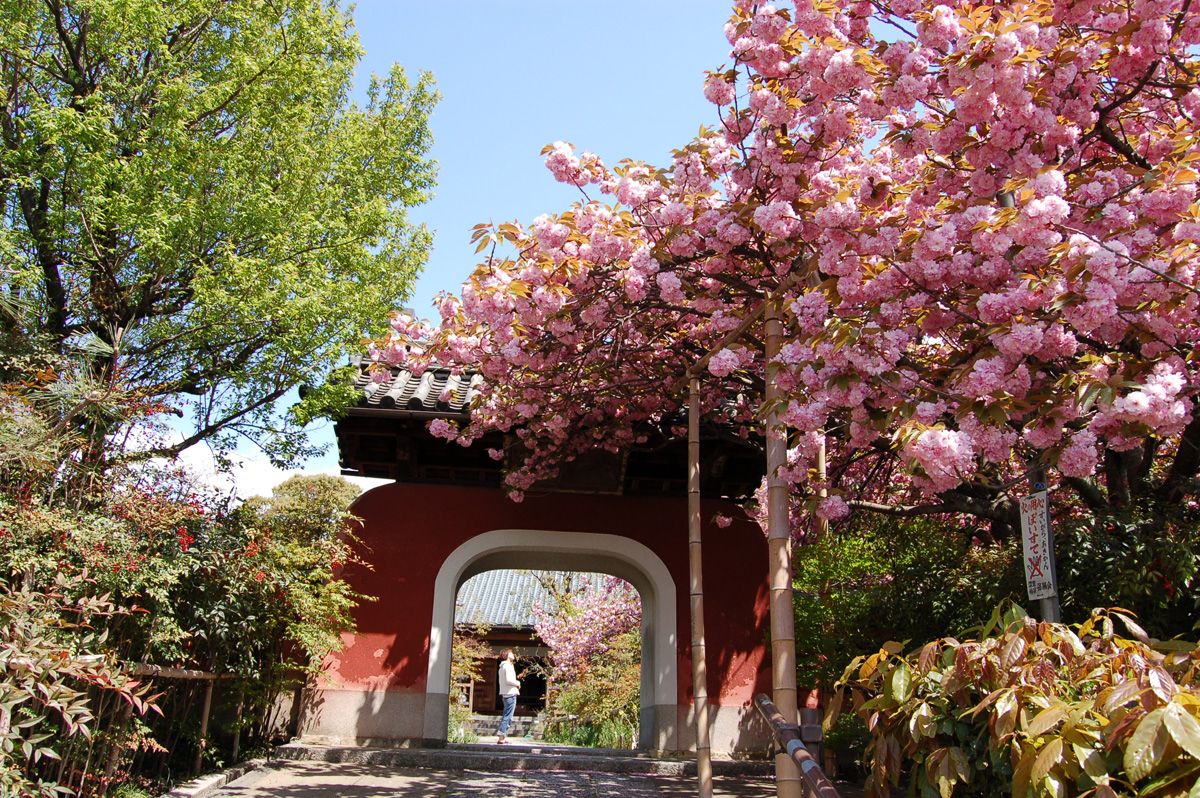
[455,570,601,629]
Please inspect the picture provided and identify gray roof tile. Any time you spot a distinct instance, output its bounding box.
[455,570,602,629]
[351,359,481,416]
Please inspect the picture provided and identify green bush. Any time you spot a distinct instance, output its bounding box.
[0,471,366,793]
[794,518,1025,689]
[1055,503,1199,639]
[829,604,1200,798]
[542,627,641,750]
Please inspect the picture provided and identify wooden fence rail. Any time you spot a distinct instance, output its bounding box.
[128,663,238,776]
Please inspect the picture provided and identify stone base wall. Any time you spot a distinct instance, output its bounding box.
[296,687,775,757]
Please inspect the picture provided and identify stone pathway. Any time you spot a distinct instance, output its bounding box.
[208,760,778,797]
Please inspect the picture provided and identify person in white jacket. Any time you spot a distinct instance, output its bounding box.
[496,648,521,744]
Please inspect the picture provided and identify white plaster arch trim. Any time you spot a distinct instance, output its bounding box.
[427,529,677,708]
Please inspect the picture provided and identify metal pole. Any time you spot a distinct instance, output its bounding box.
[766,306,803,798]
[689,377,714,798]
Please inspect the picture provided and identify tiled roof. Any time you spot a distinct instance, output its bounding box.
[338,359,766,499]
[350,359,482,416]
[455,570,600,629]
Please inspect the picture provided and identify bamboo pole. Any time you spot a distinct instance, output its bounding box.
[815,439,828,541]
[193,680,215,777]
[755,694,841,798]
[231,687,245,763]
[688,377,714,798]
[766,306,803,798]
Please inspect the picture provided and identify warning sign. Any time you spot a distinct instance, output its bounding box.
[1020,490,1057,601]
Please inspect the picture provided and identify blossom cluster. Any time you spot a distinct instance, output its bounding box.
[532,575,641,683]
[373,0,1200,534]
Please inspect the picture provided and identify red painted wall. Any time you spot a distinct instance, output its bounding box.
[325,482,774,707]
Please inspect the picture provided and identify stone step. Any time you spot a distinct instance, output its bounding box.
[275,742,775,777]
[464,715,537,735]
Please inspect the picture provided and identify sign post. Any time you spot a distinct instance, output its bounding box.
[1019,485,1061,622]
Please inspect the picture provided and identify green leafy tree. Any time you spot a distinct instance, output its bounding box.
[225,473,366,667]
[0,0,437,469]
[238,474,362,543]
[447,624,490,743]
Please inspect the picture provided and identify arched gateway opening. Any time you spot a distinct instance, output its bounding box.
[300,366,778,755]
[298,482,776,755]
[430,530,676,749]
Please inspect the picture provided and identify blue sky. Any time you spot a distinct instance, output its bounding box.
[351,1,738,315]
[224,1,743,494]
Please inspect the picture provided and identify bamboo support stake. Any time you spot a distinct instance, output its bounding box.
[689,377,714,798]
[231,688,245,763]
[193,680,215,777]
[766,306,803,798]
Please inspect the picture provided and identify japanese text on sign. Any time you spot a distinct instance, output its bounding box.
[1020,490,1057,601]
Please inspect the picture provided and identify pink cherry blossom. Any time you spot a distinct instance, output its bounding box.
[367,0,1200,546]
[708,348,742,378]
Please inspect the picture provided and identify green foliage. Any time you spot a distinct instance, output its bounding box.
[450,624,491,691]
[1055,503,1199,639]
[2,237,371,794]
[0,471,365,794]
[447,625,490,744]
[543,627,641,750]
[0,0,437,467]
[238,474,363,545]
[823,710,871,753]
[831,604,1200,798]
[107,786,153,798]
[794,518,1025,689]
[794,526,897,688]
[879,522,1026,642]
[797,505,1199,696]
[806,511,1199,788]
[447,698,477,745]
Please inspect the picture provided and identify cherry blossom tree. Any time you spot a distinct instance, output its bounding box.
[378,0,1200,542]
[532,575,642,685]
[532,575,642,748]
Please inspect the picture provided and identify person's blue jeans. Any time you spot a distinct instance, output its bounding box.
[498,695,517,736]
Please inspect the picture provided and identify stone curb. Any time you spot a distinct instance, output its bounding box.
[275,743,774,777]
[156,757,267,798]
